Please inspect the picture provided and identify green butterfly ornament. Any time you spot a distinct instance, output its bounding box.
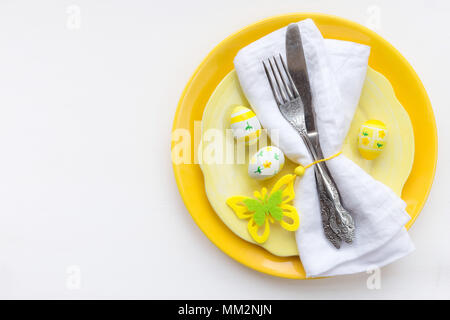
[226,174,300,243]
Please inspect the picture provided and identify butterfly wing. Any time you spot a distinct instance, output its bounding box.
[269,174,296,204]
[266,190,283,221]
[227,196,270,243]
[247,217,270,244]
[269,174,300,232]
[278,204,300,231]
[226,196,255,220]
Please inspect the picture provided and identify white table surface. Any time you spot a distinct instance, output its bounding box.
[0,0,448,299]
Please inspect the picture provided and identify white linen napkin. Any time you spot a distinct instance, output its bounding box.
[234,19,415,277]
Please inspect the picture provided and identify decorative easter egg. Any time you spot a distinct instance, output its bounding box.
[230,106,261,145]
[248,146,285,180]
[358,120,388,160]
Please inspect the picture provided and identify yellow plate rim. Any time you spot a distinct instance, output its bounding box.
[172,13,438,279]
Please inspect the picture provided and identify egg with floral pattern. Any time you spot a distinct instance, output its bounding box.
[248,146,285,180]
[357,120,388,160]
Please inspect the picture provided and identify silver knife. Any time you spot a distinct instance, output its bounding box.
[285,23,355,248]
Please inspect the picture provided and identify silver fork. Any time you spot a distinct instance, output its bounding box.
[262,54,355,249]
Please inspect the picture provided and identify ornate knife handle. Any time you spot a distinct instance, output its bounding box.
[299,131,355,247]
[314,170,343,249]
[313,160,355,244]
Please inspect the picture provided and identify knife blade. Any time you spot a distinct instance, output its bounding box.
[285,24,315,135]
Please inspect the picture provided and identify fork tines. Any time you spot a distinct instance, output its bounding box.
[262,54,299,106]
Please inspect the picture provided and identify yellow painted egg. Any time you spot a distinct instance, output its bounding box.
[248,146,285,180]
[358,120,388,160]
[230,106,261,145]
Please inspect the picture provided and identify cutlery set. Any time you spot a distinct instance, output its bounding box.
[263,24,355,248]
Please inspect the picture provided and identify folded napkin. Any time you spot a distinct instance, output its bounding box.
[234,19,415,277]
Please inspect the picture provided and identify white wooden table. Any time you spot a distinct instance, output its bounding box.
[0,0,448,299]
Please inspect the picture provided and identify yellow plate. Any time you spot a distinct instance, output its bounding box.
[199,67,415,257]
[172,13,437,279]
